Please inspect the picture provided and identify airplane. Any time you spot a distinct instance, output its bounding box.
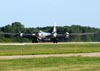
[0,23,95,43]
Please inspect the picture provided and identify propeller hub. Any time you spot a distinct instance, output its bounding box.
[19,33,23,37]
[32,33,35,36]
[66,32,69,38]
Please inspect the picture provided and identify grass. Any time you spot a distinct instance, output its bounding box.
[0,57,100,71]
[0,43,100,56]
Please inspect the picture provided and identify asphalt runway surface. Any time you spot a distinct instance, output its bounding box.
[0,42,99,45]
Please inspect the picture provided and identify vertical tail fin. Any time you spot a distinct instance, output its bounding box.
[52,22,57,37]
[53,22,57,33]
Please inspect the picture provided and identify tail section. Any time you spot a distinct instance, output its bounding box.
[52,22,57,38]
[52,22,58,43]
[53,22,57,33]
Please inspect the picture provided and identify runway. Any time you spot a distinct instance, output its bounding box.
[0,42,99,45]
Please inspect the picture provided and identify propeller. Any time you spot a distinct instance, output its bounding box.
[65,32,70,38]
[19,33,24,37]
[15,32,24,43]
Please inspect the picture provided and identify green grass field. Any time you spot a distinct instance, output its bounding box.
[0,57,100,71]
[0,43,100,56]
[0,43,100,71]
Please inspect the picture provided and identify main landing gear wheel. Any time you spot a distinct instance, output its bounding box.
[53,38,58,43]
[32,39,38,43]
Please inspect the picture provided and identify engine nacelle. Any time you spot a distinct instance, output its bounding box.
[32,33,36,36]
[65,32,69,38]
[19,33,23,37]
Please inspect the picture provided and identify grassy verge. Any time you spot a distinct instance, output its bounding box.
[0,57,100,71]
[0,43,100,56]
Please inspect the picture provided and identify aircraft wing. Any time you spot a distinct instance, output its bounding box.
[45,32,96,38]
[0,32,37,38]
[69,33,95,36]
[56,34,66,38]
[45,34,65,38]
[0,32,19,36]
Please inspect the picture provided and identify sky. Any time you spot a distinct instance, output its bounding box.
[0,0,100,28]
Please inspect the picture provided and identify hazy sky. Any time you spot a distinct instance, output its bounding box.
[0,0,100,28]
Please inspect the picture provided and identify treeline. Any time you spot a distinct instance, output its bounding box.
[0,22,100,42]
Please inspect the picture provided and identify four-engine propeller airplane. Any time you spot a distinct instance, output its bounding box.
[0,24,95,43]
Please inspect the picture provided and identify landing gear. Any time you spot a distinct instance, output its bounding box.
[52,38,58,43]
[31,36,38,43]
[32,39,38,43]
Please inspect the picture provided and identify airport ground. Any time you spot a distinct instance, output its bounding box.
[0,42,100,71]
[0,42,100,45]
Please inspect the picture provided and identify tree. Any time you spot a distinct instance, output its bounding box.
[11,22,25,32]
